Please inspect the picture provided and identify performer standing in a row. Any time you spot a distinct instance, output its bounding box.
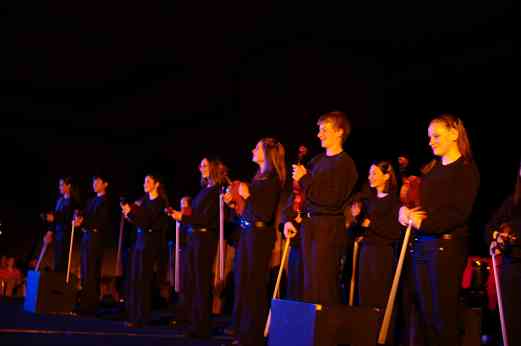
[399,114,480,346]
[485,159,521,345]
[280,144,310,301]
[225,138,286,346]
[356,161,401,309]
[284,111,358,305]
[74,175,112,315]
[122,174,169,327]
[43,177,80,272]
[168,158,224,338]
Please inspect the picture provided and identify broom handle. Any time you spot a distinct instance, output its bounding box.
[349,238,362,306]
[264,238,292,337]
[66,221,76,285]
[491,242,509,346]
[377,221,412,345]
[35,242,49,272]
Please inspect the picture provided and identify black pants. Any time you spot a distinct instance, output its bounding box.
[126,229,161,324]
[408,237,467,346]
[286,239,304,301]
[53,230,68,272]
[233,227,275,346]
[359,241,398,344]
[499,256,521,345]
[300,215,346,305]
[79,230,103,313]
[358,242,395,308]
[184,230,217,336]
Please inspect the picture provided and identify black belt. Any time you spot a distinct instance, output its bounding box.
[188,227,209,233]
[137,228,156,234]
[81,228,98,233]
[413,233,455,241]
[305,212,344,218]
[239,219,271,230]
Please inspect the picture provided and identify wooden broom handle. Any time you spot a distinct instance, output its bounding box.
[264,238,292,337]
[378,221,412,344]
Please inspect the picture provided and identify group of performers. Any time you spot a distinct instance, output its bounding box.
[39,111,520,346]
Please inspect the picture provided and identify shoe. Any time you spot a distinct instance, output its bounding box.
[223,327,236,336]
[124,321,144,328]
[187,331,210,339]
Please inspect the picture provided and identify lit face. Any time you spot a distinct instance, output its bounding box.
[397,156,409,168]
[428,121,458,157]
[368,165,389,190]
[180,198,190,209]
[59,180,71,195]
[92,178,108,194]
[143,176,159,194]
[199,159,210,179]
[252,141,265,165]
[317,121,343,149]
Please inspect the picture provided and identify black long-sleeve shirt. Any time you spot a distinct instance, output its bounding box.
[82,194,112,233]
[362,192,402,245]
[181,185,220,230]
[241,174,282,226]
[485,195,521,256]
[295,151,358,216]
[52,196,77,234]
[418,157,479,236]
[127,195,169,233]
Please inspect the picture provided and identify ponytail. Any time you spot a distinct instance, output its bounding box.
[256,138,287,186]
[430,114,473,164]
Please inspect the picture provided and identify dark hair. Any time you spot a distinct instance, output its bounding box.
[92,173,110,183]
[514,160,521,206]
[145,173,169,205]
[200,158,228,188]
[317,111,352,143]
[430,114,473,164]
[255,138,287,186]
[371,160,397,193]
[59,176,81,204]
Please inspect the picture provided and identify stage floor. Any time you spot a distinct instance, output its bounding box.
[0,298,234,346]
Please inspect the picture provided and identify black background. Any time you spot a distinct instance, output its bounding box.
[0,1,518,257]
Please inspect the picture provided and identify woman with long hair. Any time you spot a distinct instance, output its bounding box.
[122,173,169,327]
[168,158,226,338]
[224,138,286,346]
[399,114,480,345]
[356,161,401,310]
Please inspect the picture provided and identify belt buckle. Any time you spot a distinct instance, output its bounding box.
[239,217,251,230]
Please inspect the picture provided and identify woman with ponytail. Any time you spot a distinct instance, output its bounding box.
[224,138,286,346]
[168,158,226,338]
[121,173,169,327]
[399,114,480,346]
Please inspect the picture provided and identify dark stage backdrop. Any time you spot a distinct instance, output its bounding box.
[0,1,518,259]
